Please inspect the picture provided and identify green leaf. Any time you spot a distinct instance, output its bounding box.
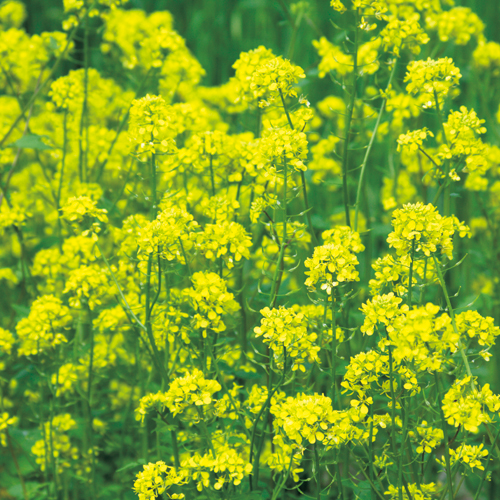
[9,134,53,151]
[116,459,145,473]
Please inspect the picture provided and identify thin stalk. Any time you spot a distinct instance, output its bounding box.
[398,396,410,500]
[5,431,28,500]
[78,9,90,183]
[473,424,500,500]
[314,442,321,500]
[249,348,287,490]
[56,109,68,248]
[434,372,454,500]
[209,154,216,196]
[368,404,376,500]
[278,88,318,245]
[433,89,450,215]
[269,156,288,308]
[354,57,398,232]
[270,451,294,500]
[387,340,398,457]
[330,294,338,409]
[408,239,416,306]
[150,151,157,218]
[0,24,80,149]
[340,10,359,228]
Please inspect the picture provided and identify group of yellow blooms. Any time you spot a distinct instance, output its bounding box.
[1,0,500,499]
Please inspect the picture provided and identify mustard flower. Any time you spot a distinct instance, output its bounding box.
[388,303,457,372]
[0,1,26,29]
[322,226,365,254]
[271,393,336,445]
[183,272,239,338]
[0,412,17,447]
[397,128,434,153]
[0,203,29,231]
[200,195,240,222]
[16,295,72,356]
[341,350,390,397]
[194,221,252,269]
[405,57,461,108]
[60,195,108,239]
[63,265,109,310]
[360,293,407,336]
[308,136,343,189]
[136,206,196,262]
[0,328,15,357]
[305,243,360,294]
[259,127,308,172]
[409,421,443,454]
[426,7,484,46]
[385,483,436,500]
[128,94,177,155]
[442,377,500,433]
[133,461,187,500]
[254,306,320,372]
[52,363,83,396]
[267,435,304,482]
[445,444,489,471]
[439,106,489,175]
[387,202,470,260]
[232,45,275,101]
[313,37,353,78]
[455,310,500,349]
[31,414,78,473]
[250,56,305,107]
[473,40,500,75]
[380,15,429,56]
[180,446,252,492]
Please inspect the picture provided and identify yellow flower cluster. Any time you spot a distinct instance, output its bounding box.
[133,461,186,500]
[341,350,389,397]
[322,226,365,254]
[445,443,489,471]
[0,203,29,231]
[305,243,360,294]
[128,94,177,155]
[0,412,17,447]
[250,56,305,107]
[271,393,335,445]
[136,369,221,422]
[380,15,429,56]
[360,292,406,336]
[387,203,470,259]
[259,127,308,172]
[385,483,436,500]
[427,7,484,46]
[409,421,443,454]
[397,128,434,153]
[254,306,320,372]
[388,303,456,372]
[312,37,352,78]
[16,295,72,356]
[405,57,461,108]
[184,272,240,338]
[473,40,500,74]
[195,221,252,269]
[440,106,489,175]
[63,265,109,309]
[60,196,108,238]
[31,414,78,473]
[136,206,196,262]
[456,310,500,349]
[442,377,500,433]
[0,0,26,29]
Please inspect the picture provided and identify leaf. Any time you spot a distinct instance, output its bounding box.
[227,435,247,445]
[116,459,145,473]
[9,134,53,151]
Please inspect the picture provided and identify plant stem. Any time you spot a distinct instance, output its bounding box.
[78,9,90,183]
[314,442,321,500]
[408,239,416,306]
[340,10,359,228]
[330,294,338,409]
[278,88,318,245]
[433,89,451,215]
[354,57,398,232]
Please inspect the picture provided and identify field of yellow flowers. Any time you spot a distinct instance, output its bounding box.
[1,0,500,499]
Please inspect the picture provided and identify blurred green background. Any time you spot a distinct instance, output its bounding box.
[21,0,500,86]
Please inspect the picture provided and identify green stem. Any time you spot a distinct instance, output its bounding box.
[340,10,359,228]
[278,88,318,245]
[473,424,500,500]
[408,239,416,306]
[269,156,288,307]
[314,442,321,500]
[398,396,410,500]
[270,450,294,500]
[387,340,398,457]
[433,89,450,215]
[150,151,157,219]
[209,154,216,197]
[434,372,454,500]
[56,109,68,248]
[354,56,398,232]
[330,294,338,409]
[78,9,90,183]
